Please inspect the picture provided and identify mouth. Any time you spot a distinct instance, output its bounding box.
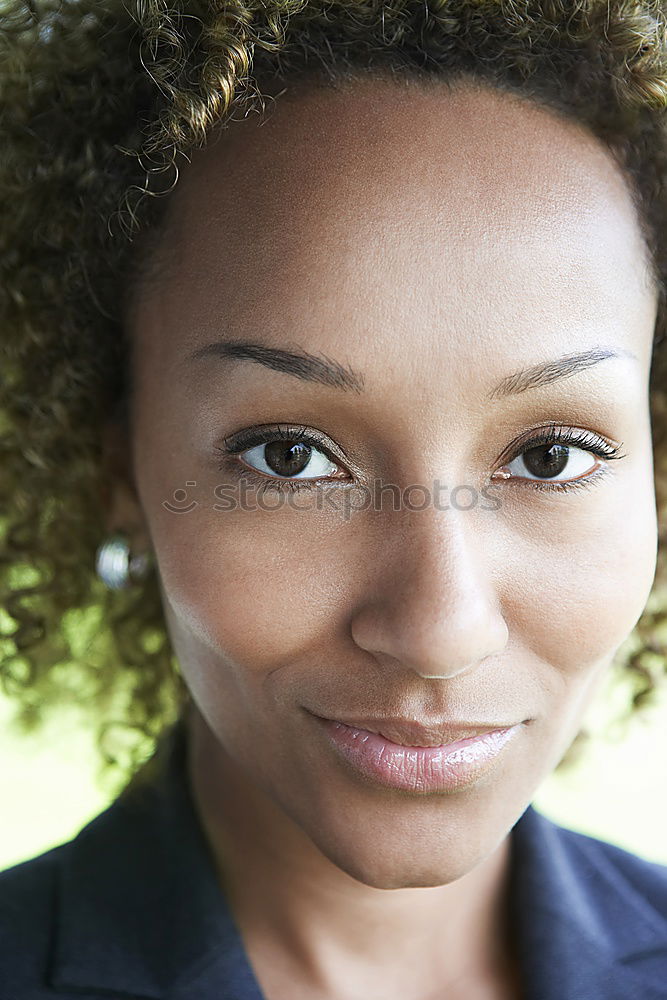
[308,712,526,794]
[311,713,521,748]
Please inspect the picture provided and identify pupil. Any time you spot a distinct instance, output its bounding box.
[264,441,312,477]
[523,443,569,479]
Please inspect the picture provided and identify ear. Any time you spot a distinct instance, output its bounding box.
[99,418,151,552]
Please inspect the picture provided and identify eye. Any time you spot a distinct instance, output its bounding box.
[491,425,626,491]
[218,424,352,486]
[239,440,344,480]
[504,442,599,483]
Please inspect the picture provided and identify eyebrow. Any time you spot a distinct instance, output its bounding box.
[188,340,365,393]
[487,347,638,400]
[188,340,637,398]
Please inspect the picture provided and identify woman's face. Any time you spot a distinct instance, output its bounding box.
[117,76,658,888]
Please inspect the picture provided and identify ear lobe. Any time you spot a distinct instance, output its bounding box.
[99,418,150,549]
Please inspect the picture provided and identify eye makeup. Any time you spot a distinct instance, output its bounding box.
[214,420,626,498]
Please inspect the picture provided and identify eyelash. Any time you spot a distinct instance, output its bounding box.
[216,422,626,496]
[496,424,626,495]
[217,424,349,496]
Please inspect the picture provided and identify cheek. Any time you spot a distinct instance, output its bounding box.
[497,464,657,676]
[146,499,351,670]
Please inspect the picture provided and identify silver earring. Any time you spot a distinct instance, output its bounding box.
[95,533,152,590]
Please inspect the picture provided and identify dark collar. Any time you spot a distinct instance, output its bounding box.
[51,720,264,1000]
[50,721,667,1000]
[509,793,667,1000]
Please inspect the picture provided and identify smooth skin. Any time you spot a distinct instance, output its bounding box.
[104,74,659,999]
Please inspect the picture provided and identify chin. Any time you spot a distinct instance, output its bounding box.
[317,838,478,890]
[295,807,491,889]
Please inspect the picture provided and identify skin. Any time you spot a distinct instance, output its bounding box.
[104,74,659,999]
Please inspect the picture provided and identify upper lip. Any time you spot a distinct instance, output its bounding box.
[314,714,520,748]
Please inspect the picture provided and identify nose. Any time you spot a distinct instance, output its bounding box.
[349,507,508,680]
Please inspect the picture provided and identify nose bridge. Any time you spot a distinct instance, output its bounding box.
[350,505,508,680]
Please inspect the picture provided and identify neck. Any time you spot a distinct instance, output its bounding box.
[186,708,518,999]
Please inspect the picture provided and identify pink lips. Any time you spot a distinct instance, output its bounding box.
[316,717,521,793]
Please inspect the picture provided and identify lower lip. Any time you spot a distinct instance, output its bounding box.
[315,717,522,794]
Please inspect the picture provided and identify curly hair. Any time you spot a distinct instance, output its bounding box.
[3,0,667,785]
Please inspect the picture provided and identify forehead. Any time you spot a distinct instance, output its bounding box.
[161,73,647,255]
[130,75,656,383]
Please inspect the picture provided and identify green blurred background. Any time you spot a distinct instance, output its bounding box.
[1,665,667,871]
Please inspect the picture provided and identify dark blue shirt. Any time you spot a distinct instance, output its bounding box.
[1,721,666,999]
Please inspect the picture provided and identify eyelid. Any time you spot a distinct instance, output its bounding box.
[509,465,613,495]
[219,423,354,480]
[495,422,626,469]
[223,423,349,462]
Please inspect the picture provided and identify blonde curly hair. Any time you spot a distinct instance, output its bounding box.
[2,0,667,782]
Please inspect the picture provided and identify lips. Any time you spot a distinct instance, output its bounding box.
[313,715,523,793]
[312,714,518,748]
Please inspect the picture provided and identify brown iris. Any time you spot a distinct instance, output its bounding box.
[264,441,312,477]
[522,443,569,479]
